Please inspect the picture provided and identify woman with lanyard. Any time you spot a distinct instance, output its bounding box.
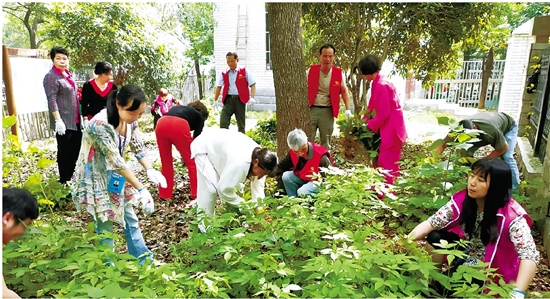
[70,84,167,265]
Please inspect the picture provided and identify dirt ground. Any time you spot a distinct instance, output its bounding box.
[31,105,550,295]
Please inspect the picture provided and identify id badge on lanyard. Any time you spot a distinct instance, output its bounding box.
[107,133,127,194]
[107,171,125,194]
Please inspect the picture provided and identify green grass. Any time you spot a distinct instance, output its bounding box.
[246,110,275,120]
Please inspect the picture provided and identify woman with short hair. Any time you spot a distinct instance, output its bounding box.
[43,46,82,184]
[151,87,180,129]
[155,100,209,200]
[358,54,407,184]
[81,61,118,127]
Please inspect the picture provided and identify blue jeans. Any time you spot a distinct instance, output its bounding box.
[503,120,520,192]
[94,203,153,265]
[282,171,319,196]
[467,120,520,192]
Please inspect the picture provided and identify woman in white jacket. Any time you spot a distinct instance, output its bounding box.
[190,128,278,215]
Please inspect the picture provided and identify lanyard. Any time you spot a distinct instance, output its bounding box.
[118,134,125,156]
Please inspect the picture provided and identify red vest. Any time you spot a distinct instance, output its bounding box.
[443,189,532,285]
[289,143,333,181]
[307,65,343,118]
[222,68,250,104]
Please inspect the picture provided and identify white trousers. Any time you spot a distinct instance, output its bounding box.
[194,153,243,215]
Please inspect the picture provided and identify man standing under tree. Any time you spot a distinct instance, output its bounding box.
[214,52,256,133]
[307,44,352,150]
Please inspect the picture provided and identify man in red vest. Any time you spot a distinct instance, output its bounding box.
[214,52,256,133]
[275,128,334,197]
[307,44,352,150]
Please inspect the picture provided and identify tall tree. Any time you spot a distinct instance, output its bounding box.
[41,2,177,98]
[2,2,47,49]
[457,3,510,109]
[2,14,29,48]
[176,2,215,101]
[302,3,496,113]
[267,3,310,157]
[507,2,550,32]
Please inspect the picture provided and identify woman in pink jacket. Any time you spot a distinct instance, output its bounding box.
[358,54,407,184]
[151,88,180,129]
[409,158,538,298]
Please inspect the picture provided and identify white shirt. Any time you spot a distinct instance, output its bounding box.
[191,128,265,203]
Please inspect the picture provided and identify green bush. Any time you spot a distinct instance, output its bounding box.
[3,114,546,298]
[246,113,277,151]
[2,115,70,208]
[336,111,380,164]
[170,165,514,298]
[2,214,229,298]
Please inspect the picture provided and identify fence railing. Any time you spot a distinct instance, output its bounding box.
[2,103,55,141]
[424,60,505,109]
[3,73,215,142]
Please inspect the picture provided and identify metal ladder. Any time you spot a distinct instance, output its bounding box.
[235,4,248,67]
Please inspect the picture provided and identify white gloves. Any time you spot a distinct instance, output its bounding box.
[138,188,154,215]
[146,168,167,188]
[82,119,89,130]
[248,97,256,105]
[55,119,66,135]
[345,109,353,118]
[510,290,526,299]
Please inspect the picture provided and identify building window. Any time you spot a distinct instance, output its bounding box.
[265,5,271,70]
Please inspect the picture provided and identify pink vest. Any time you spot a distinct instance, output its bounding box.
[289,143,333,181]
[442,189,532,285]
[307,65,343,118]
[222,68,250,104]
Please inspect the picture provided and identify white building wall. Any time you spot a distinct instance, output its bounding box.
[213,2,274,94]
[498,20,537,120]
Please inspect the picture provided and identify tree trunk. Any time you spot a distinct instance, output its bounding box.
[114,65,127,86]
[268,3,310,158]
[478,47,494,109]
[194,57,203,101]
[349,69,365,114]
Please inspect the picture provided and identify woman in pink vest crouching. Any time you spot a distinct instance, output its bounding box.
[409,158,539,298]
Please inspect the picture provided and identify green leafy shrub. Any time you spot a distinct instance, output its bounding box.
[246,113,277,151]
[3,214,230,298]
[336,111,380,165]
[171,165,514,298]
[2,115,70,208]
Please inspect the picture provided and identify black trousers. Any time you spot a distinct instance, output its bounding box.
[55,128,82,184]
[220,96,246,133]
[152,111,161,130]
[427,230,482,297]
[427,230,464,250]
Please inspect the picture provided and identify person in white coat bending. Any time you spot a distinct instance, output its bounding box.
[190,128,278,215]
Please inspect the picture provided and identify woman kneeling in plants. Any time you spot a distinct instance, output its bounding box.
[408,158,538,298]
